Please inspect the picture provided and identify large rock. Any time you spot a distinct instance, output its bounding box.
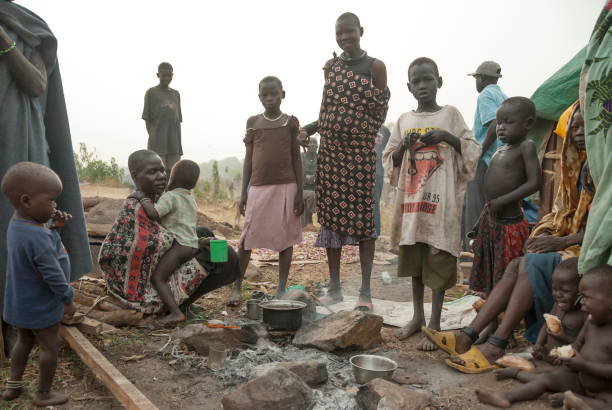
[250,361,328,387]
[356,379,430,410]
[293,311,383,352]
[176,323,268,356]
[222,367,313,410]
[84,197,125,225]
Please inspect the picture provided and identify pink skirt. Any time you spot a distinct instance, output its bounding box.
[240,183,302,252]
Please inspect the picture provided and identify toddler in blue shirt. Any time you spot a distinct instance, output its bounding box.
[1,162,76,407]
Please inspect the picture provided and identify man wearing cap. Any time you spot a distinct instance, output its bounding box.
[462,61,507,248]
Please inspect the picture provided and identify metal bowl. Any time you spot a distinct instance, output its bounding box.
[350,354,398,384]
[259,300,307,330]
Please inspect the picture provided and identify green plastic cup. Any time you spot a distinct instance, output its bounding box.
[210,239,228,263]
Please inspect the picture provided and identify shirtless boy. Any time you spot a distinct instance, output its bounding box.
[495,258,587,380]
[469,97,542,294]
[477,265,612,409]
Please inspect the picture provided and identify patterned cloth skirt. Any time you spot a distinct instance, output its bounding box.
[240,183,302,252]
[469,206,530,293]
[314,226,377,249]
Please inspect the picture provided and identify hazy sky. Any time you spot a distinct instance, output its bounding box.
[18,0,602,166]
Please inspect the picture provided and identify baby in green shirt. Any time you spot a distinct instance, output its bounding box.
[132,159,201,325]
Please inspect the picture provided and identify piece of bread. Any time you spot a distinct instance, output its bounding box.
[472,298,486,311]
[544,313,562,334]
[549,344,575,359]
[495,354,535,371]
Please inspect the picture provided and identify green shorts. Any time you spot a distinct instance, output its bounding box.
[398,243,457,291]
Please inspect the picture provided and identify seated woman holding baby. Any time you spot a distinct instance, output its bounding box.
[98,150,239,319]
[423,102,594,373]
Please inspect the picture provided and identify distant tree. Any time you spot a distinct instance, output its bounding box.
[74,143,124,185]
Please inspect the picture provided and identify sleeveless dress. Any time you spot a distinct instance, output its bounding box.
[313,53,390,247]
[239,115,303,252]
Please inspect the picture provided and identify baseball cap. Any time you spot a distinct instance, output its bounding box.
[468,61,502,78]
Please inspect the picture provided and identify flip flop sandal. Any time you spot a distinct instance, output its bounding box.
[444,346,499,374]
[354,300,373,312]
[420,327,462,354]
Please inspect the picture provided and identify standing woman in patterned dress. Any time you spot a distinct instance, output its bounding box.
[299,12,390,311]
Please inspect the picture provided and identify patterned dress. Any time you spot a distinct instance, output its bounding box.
[99,198,207,314]
[314,53,390,243]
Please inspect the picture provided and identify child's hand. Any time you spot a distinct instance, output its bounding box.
[63,302,77,318]
[420,130,447,146]
[198,237,212,251]
[294,193,304,216]
[50,210,72,229]
[128,190,145,201]
[559,351,586,371]
[532,344,546,360]
[239,194,248,216]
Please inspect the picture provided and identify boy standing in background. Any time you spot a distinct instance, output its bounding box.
[142,62,183,171]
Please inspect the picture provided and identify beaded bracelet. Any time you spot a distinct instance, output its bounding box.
[0,41,16,55]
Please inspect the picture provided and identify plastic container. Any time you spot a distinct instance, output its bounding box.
[381,271,392,285]
[210,239,228,263]
[208,343,227,371]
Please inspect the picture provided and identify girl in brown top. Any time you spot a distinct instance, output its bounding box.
[228,77,304,305]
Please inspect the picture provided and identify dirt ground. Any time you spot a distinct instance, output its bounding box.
[0,186,553,409]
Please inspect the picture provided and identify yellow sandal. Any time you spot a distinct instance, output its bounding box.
[444,346,499,374]
[421,327,460,356]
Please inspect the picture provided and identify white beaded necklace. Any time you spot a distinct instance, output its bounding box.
[262,112,284,122]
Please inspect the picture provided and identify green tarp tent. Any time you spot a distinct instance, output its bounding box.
[528,47,586,148]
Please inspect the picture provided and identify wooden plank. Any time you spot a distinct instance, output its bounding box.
[75,317,102,335]
[60,326,158,410]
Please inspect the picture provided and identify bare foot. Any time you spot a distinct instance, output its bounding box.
[395,318,425,340]
[494,368,520,380]
[2,387,23,401]
[32,391,68,407]
[417,337,438,351]
[563,391,592,410]
[451,342,505,367]
[455,330,473,354]
[158,311,186,326]
[226,287,242,307]
[318,291,343,306]
[476,389,511,408]
[549,392,565,408]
